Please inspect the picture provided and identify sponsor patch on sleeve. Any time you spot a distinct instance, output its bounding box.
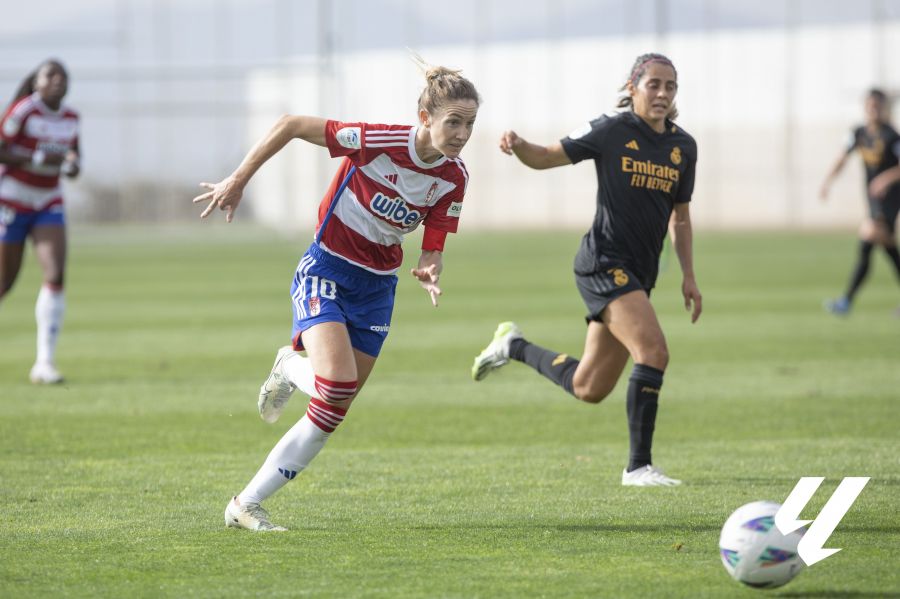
[567,122,592,140]
[447,202,463,218]
[336,126,361,149]
[2,114,22,138]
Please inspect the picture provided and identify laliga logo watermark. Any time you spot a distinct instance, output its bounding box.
[775,477,870,566]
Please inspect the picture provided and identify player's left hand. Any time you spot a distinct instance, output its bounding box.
[193,176,244,222]
[411,264,442,307]
[682,277,702,323]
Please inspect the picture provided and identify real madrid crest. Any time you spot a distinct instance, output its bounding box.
[670,146,682,165]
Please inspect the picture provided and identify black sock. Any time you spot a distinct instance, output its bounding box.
[509,338,578,397]
[845,241,874,301]
[626,363,664,472]
[884,245,900,281]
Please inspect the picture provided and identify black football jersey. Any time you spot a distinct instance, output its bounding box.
[561,111,697,290]
[847,123,900,185]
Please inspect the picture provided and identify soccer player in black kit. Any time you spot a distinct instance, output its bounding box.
[820,88,900,315]
[472,53,701,487]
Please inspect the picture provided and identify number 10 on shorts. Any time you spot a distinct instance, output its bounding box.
[293,275,337,319]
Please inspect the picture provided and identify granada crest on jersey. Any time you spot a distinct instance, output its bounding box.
[309,296,321,316]
[425,180,439,203]
[670,146,682,165]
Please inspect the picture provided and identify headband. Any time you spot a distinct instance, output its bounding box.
[630,57,675,84]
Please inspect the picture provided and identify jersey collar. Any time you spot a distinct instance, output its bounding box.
[626,110,671,139]
[31,92,64,116]
[408,126,448,169]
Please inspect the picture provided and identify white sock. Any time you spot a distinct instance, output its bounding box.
[283,353,317,397]
[237,403,344,505]
[35,285,65,365]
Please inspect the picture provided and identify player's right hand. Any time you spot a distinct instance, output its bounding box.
[499,130,522,155]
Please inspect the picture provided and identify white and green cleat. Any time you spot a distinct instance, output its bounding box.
[224,496,287,531]
[258,346,296,423]
[471,321,523,381]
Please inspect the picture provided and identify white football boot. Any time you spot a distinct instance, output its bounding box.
[471,321,523,381]
[224,496,287,531]
[29,362,64,385]
[258,346,297,423]
[621,465,682,487]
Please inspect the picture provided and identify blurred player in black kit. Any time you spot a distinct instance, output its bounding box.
[820,88,900,316]
[472,53,701,487]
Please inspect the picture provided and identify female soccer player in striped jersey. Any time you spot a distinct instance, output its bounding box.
[472,53,701,487]
[195,61,479,531]
[0,59,80,384]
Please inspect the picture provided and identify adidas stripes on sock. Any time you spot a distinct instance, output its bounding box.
[238,391,351,505]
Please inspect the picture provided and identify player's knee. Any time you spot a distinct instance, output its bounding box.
[634,345,669,371]
[574,380,615,404]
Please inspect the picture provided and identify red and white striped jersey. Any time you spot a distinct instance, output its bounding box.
[0,92,79,211]
[317,120,468,274]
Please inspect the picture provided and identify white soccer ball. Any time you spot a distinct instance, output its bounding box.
[719,500,806,589]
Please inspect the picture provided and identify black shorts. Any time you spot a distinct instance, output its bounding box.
[575,264,647,323]
[868,191,900,234]
[879,193,900,235]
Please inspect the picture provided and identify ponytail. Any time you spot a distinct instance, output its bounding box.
[410,51,480,115]
[10,71,37,107]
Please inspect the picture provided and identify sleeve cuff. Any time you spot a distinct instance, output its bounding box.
[421,227,448,252]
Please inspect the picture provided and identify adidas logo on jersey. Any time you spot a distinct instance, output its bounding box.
[385,173,398,184]
[625,140,640,151]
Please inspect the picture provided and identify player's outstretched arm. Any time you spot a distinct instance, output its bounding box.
[499,130,571,170]
[193,115,328,222]
[819,151,850,202]
[411,250,443,308]
[669,203,702,323]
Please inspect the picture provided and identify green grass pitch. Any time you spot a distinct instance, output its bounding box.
[1,226,898,598]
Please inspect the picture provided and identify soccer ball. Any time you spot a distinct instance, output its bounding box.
[719,500,806,589]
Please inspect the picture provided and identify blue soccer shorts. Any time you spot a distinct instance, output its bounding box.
[0,202,65,243]
[290,243,398,358]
